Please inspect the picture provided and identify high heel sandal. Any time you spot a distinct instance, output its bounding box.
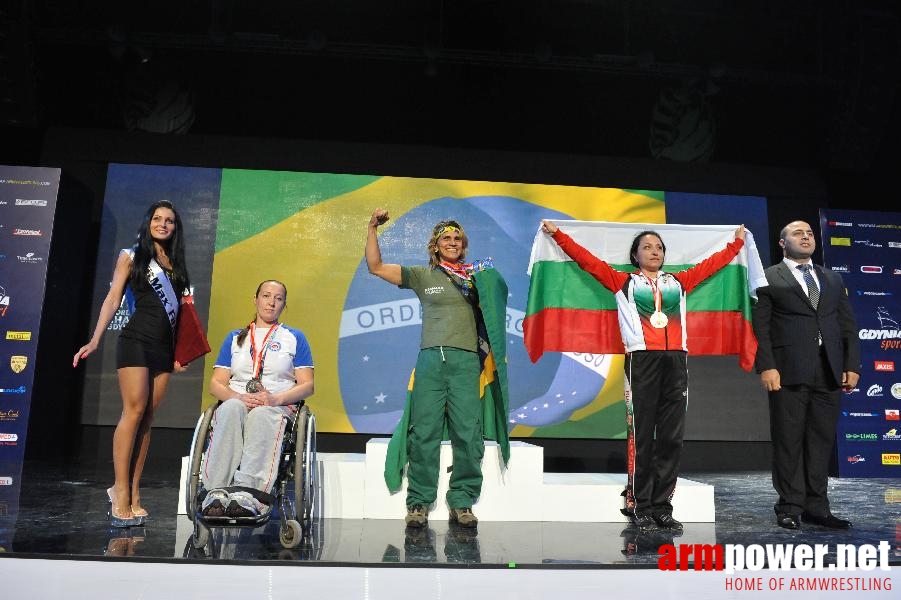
[106,488,143,528]
[130,505,149,520]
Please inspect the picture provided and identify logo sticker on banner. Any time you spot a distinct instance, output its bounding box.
[9,356,26,373]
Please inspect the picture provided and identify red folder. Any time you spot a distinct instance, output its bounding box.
[175,296,211,365]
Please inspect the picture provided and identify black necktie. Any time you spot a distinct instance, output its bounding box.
[798,264,819,309]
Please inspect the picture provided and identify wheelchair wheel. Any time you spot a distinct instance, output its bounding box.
[280,519,303,549]
[191,519,210,550]
[185,405,216,521]
[293,406,316,525]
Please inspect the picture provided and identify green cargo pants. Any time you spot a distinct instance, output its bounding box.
[406,346,484,509]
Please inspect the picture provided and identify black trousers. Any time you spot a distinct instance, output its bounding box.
[768,348,841,517]
[624,351,688,517]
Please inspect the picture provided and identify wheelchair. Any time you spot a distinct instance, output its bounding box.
[184,399,317,550]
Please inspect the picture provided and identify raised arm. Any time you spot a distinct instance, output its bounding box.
[541,220,629,293]
[73,251,132,367]
[675,225,745,293]
[366,209,402,286]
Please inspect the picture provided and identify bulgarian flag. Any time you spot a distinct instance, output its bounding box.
[524,221,767,371]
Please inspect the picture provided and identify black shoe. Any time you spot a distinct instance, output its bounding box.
[776,512,801,530]
[653,513,684,532]
[802,512,852,529]
[634,514,659,533]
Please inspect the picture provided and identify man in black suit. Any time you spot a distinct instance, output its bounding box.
[752,220,860,530]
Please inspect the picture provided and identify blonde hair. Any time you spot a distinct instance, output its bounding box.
[427,220,468,267]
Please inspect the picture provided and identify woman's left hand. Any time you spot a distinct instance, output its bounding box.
[173,361,189,372]
[259,391,282,407]
[734,224,746,240]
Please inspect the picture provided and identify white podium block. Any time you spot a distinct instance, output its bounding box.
[364,438,544,521]
[178,437,716,522]
[317,452,365,519]
[542,472,715,522]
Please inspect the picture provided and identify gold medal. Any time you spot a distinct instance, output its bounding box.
[650,311,668,328]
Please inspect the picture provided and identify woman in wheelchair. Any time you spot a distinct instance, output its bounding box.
[200,280,314,519]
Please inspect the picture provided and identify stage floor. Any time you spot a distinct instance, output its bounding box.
[4,457,900,567]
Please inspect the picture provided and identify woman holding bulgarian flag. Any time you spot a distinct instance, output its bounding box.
[73,200,191,528]
[540,219,744,534]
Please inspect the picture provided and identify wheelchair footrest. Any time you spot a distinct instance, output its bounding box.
[195,511,272,527]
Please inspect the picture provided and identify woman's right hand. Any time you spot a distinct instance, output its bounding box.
[541,220,558,235]
[239,393,262,410]
[73,341,98,367]
[369,209,390,228]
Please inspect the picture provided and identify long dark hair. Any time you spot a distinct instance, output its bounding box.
[236,280,288,346]
[129,200,190,295]
[629,230,666,268]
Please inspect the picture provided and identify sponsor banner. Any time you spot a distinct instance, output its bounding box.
[883,453,901,465]
[0,165,59,497]
[823,208,901,477]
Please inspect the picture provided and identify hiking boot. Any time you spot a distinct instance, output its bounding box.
[653,513,684,532]
[634,514,659,533]
[405,504,429,528]
[449,507,478,528]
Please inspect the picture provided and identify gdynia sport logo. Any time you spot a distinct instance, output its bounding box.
[658,541,893,591]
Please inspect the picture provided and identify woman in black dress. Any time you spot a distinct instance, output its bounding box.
[74,200,191,527]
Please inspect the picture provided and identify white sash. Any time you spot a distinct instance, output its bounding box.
[122,248,179,328]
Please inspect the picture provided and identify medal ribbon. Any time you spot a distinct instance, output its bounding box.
[647,275,663,315]
[440,261,474,294]
[439,260,473,280]
[249,322,280,382]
